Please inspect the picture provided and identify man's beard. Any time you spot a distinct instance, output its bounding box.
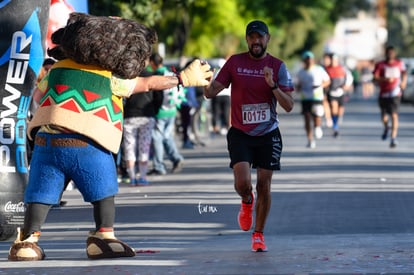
[249,44,266,58]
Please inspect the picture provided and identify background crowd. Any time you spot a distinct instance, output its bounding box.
[31,42,406,190]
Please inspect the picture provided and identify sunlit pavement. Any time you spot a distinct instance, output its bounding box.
[1,93,414,274]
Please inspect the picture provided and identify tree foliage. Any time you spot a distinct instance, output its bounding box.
[88,0,373,61]
[386,0,414,57]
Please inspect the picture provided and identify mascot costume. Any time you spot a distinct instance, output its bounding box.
[8,12,212,261]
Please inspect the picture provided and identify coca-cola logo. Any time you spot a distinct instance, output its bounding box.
[4,201,25,213]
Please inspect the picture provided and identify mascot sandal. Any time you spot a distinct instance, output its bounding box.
[86,231,136,259]
[8,228,136,260]
[8,228,45,261]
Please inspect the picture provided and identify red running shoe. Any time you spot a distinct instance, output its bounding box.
[237,192,254,231]
[251,231,268,252]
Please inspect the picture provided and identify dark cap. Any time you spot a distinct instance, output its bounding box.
[301,51,314,60]
[246,20,269,36]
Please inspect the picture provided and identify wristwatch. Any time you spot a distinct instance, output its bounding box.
[272,83,279,90]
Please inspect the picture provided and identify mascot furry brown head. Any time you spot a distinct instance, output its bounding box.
[25,13,164,154]
[47,12,158,78]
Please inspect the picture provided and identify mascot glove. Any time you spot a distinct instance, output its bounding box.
[180,59,213,87]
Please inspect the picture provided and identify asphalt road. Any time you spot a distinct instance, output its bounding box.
[0,93,413,274]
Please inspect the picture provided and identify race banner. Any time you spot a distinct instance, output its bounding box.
[0,0,50,241]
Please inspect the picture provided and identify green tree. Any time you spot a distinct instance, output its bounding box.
[386,0,414,57]
[88,0,373,61]
[88,0,162,25]
[182,0,245,58]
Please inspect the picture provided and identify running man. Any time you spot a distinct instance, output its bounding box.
[204,20,294,252]
[373,45,407,148]
[296,51,331,148]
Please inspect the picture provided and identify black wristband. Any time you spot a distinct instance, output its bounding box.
[176,74,183,86]
[272,83,279,90]
[171,66,183,89]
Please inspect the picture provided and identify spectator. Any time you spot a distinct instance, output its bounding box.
[211,59,231,135]
[122,68,158,186]
[360,60,375,98]
[148,53,184,175]
[178,58,201,149]
[179,85,199,149]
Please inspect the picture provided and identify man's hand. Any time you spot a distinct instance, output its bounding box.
[263,66,276,88]
[180,59,214,87]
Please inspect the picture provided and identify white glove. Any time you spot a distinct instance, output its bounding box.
[180,59,213,87]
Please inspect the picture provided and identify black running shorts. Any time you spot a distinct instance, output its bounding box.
[379,96,401,115]
[227,127,282,170]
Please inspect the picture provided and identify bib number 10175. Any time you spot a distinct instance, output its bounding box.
[242,103,270,124]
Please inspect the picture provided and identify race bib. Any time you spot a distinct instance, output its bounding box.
[242,103,270,124]
[384,66,400,78]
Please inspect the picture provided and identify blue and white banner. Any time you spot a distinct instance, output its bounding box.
[0,0,49,241]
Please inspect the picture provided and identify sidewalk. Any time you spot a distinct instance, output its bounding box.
[0,96,414,274]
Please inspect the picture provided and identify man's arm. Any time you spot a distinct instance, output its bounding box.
[204,79,226,99]
[372,63,385,84]
[272,88,294,113]
[400,70,407,90]
[343,68,354,91]
[263,66,294,112]
[321,78,331,89]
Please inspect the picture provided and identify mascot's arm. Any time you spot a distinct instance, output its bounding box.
[131,59,213,94]
[133,74,178,93]
[32,73,49,104]
[32,88,44,104]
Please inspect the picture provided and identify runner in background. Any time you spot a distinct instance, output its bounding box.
[323,53,354,137]
[373,45,407,148]
[296,51,331,148]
